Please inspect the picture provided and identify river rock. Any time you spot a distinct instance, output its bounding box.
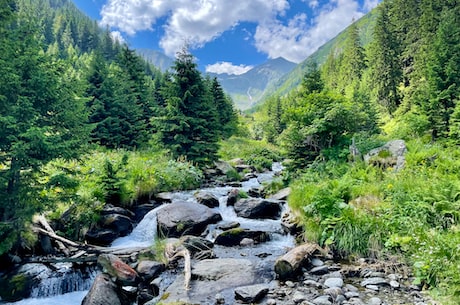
[324,277,343,288]
[179,235,214,254]
[97,254,140,286]
[310,265,329,275]
[101,214,133,236]
[131,203,158,222]
[360,277,388,287]
[161,258,256,304]
[234,198,282,219]
[85,229,119,246]
[136,261,165,281]
[227,188,240,206]
[312,295,333,305]
[82,273,129,305]
[214,160,235,175]
[156,201,222,237]
[268,187,291,200]
[214,228,270,246]
[194,190,219,208]
[101,204,135,218]
[364,139,407,171]
[234,283,269,303]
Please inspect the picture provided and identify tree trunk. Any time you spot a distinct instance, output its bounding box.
[274,243,322,281]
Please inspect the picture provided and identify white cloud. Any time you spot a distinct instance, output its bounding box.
[100,0,378,62]
[100,0,289,56]
[206,62,253,75]
[364,0,380,11]
[254,0,365,63]
[110,31,126,44]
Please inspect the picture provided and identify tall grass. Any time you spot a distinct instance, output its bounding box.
[288,139,460,301]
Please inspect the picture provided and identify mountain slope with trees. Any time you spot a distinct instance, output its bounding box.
[250,0,460,303]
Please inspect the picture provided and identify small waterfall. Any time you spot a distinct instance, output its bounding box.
[30,265,97,298]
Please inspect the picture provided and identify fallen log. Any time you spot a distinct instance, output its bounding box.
[36,215,71,256]
[274,242,322,281]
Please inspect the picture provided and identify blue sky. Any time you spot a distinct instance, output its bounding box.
[72,0,380,74]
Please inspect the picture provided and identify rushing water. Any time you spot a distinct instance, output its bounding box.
[8,163,291,305]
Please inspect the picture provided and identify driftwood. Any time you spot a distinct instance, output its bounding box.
[165,242,192,290]
[274,243,322,280]
[36,215,71,256]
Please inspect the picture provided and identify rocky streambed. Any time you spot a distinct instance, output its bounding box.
[3,163,436,305]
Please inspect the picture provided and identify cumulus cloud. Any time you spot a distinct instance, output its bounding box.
[100,0,289,56]
[100,0,378,62]
[255,0,364,63]
[206,62,254,75]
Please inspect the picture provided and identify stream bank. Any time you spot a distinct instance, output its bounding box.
[3,162,436,305]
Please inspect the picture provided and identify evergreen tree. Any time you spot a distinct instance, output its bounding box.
[301,62,324,95]
[209,77,238,139]
[264,95,285,144]
[157,47,219,164]
[368,2,402,114]
[0,3,89,254]
[425,6,460,139]
[339,20,367,94]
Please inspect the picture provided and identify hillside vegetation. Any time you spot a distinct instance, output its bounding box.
[251,0,460,303]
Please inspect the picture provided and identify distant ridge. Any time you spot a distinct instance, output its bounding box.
[136,49,174,72]
[210,57,296,110]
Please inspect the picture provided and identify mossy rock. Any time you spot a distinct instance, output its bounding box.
[0,273,32,302]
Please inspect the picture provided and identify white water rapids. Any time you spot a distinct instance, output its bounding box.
[9,163,294,305]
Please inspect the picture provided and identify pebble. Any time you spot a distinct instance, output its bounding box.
[311,258,325,267]
[366,284,380,291]
[345,291,360,299]
[285,281,296,288]
[389,280,400,288]
[368,297,382,305]
[214,293,225,304]
[303,279,322,288]
[310,265,329,275]
[312,295,332,305]
[324,277,344,288]
[361,277,388,287]
[292,291,309,303]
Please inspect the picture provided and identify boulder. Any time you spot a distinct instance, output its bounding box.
[136,261,165,282]
[82,273,129,305]
[268,187,291,201]
[234,283,269,303]
[85,229,118,246]
[214,160,235,175]
[194,191,219,208]
[0,263,49,302]
[132,203,158,222]
[101,204,135,218]
[215,228,270,246]
[97,254,140,286]
[226,188,240,206]
[101,214,133,236]
[179,235,214,254]
[157,201,222,237]
[161,258,256,304]
[364,140,407,171]
[234,198,282,219]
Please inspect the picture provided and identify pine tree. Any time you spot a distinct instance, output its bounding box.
[425,6,460,139]
[156,47,219,164]
[367,2,402,114]
[209,77,238,139]
[0,3,89,254]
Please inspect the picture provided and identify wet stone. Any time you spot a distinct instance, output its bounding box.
[368,297,382,305]
[303,279,322,288]
[324,277,343,288]
[345,291,360,299]
[310,258,325,267]
[310,265,329,275]
[312,295,332,305]
[360,277,387,287]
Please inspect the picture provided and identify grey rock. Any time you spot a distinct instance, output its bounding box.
[162,258,255,304]
[215,292,225,304]
[266,298,277,305]
[194,191,220,208]
[360,277,388,287]
[303,279,322,288]
[215,160,235,175]
[310,258,325,267]
[156,201,222,237]
[324,287,343,298]
[345,291,360,299]
[390,280,400,288]
[312,295,332,305]
[268,187,291,200]
[365,284,380,291]
[324,277,343,288]
[310,265,329,275]
[136,261,165,281]
[234,283,269,303]
[323,271,343,279]
[368,297,382,305]
[344,284,359,292]
[234,198,282,219]
[292,290,308,303]
[215,228,270,246]
[82,274,128,305]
